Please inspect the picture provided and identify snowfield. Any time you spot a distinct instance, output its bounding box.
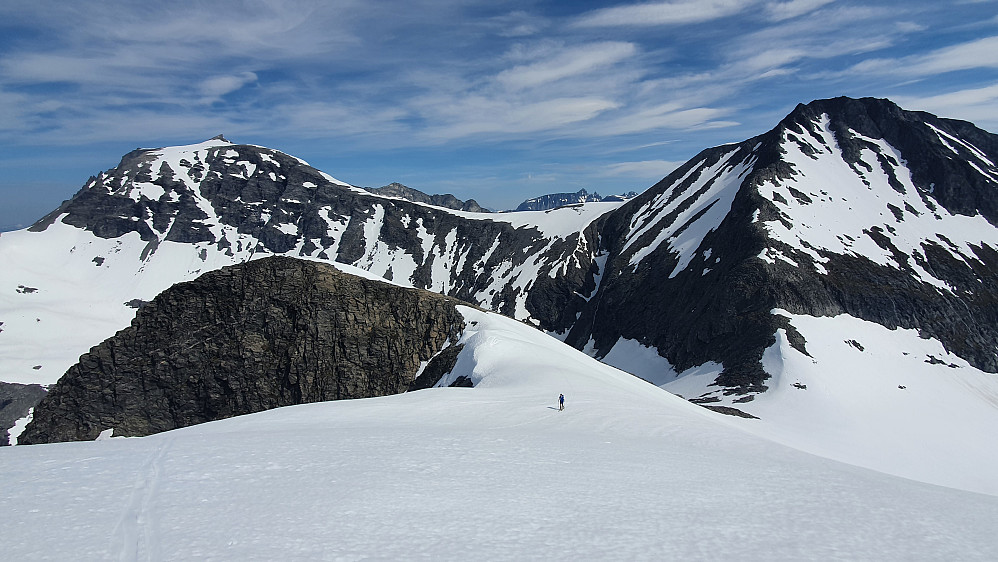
[3,307,998,560]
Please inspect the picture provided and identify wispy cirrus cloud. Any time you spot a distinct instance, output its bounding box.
[571,0,756,27]
[764,0,835,22]
[496,42,638,91]
[0,0,997,223]
[199,73,259,101]
[598,160,685,178]
[846,35,998,77]
[895,83,998,129]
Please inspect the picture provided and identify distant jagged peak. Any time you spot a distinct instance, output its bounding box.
[363,182,489,213]
[513,188,639,211]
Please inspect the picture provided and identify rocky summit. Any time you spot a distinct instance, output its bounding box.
[513,188,638,211]
[18,257,466,443]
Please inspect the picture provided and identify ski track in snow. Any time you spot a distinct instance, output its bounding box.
[110,435,173,561]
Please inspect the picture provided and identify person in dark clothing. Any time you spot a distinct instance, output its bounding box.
[558,393,565,411]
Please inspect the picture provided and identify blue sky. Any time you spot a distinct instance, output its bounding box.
[1,0,997,229]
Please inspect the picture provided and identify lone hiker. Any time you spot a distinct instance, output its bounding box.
[559,393,565,411]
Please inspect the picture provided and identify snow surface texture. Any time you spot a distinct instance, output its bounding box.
[3,307,998,561]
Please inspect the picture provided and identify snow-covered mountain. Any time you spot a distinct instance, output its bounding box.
[3,97,998,495]
[513,188,638,211]
[570,97,998,398]
[3,302,998,560]
[0,136,617,390]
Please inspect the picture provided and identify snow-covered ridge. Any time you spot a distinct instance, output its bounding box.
[622,146,755,275]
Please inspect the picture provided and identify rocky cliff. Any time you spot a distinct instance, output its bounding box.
[18,257,467,443]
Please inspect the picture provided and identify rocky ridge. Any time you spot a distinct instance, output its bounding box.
[363,182,489,213]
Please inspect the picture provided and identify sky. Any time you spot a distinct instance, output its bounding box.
[0,0,996,230]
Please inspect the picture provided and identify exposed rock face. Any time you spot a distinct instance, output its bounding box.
[18,257,466,444]
[364,182,489,213]
[0,382,47,446]
[23,137,582,326]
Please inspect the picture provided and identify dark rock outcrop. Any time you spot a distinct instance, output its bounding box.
[19,257,467,444]
[0,382,47,446]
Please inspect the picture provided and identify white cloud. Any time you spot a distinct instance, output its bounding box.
[491,10,546,37]
[838,35,998,79]
[599,160,685,178]
[572,0,756,27]
[496,42,638,91]
[894,83,998,129]
[896,21,927,33]
[424,96,621,140]
[199,73,259,100]
[905,35,998,75]
[595,104,737,136]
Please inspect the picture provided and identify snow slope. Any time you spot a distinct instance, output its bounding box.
[597,309,998,497]
[3,306,998,561]
[0,221,249,385]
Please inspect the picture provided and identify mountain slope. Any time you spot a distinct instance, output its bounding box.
[567,97,998,396]
[2,306,998,560]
